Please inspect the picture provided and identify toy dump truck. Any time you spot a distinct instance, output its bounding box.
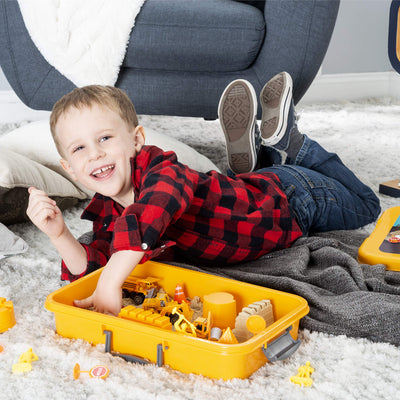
[122,276,160,305]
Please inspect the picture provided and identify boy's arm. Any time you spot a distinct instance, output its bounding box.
[74,249,145,315]
[27,187,87,275]
[50,228,87,276]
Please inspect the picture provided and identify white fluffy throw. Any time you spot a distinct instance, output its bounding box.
[17,0,147,86]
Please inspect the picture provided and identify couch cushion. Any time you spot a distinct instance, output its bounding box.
[123,0,265,73]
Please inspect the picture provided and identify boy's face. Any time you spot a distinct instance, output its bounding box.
[57,103,145,207]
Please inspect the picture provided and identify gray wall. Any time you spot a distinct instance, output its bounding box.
[323,0,392,74]
[0,66,11,90]
[0,0,394,91]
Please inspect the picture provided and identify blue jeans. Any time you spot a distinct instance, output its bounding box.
[258,136,381,235]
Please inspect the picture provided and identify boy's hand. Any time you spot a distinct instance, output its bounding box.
[73,250,145,316]
[74,270,122,316]
[26,187,65,239]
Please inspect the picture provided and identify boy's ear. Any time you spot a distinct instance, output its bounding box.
[60,158,77,181]
[133,125,145,151]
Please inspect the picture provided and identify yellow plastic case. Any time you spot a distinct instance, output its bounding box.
[358,206,400,271]
[45,261,309,380]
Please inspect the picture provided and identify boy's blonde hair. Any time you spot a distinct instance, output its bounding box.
[50,85,139,154]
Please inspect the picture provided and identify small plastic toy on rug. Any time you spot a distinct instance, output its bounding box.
[379,179,400,198]
[358,206,400,271]
[12,348,39,373]
[73,363,110,380]
[0,297,16,333]
[290,361,314,387]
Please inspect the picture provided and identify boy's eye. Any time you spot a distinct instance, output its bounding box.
[99,135,111,143]
[73,145,84,153]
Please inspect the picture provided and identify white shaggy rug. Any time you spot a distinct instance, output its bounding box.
[1,98,400,400]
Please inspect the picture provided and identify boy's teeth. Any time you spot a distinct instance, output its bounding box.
[93,165,113,176]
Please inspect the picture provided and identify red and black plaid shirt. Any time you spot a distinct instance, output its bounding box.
[61,145,302,281]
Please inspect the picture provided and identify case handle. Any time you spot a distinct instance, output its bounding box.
[103,329,164,366]
[262,326,301,362]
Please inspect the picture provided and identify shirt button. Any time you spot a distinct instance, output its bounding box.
[141,243,149,251]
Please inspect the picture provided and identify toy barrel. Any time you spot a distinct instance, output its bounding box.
[0,298,16,333]
[202,292,236,329]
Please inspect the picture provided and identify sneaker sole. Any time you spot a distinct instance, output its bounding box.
[260,72,293,146]
[218,79,257,174]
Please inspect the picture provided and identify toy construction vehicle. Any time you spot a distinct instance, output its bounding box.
[170,308,212,338]
[170,307,197,336]
[122,276,160,305]
[143,292,193,322]
[191,311,212,339]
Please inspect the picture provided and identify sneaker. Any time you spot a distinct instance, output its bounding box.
[218,79,259,174]
[259,71,293,148]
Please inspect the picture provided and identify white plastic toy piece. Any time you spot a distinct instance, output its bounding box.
[232,299,274,342]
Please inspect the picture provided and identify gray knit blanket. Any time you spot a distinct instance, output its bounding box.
[173,231,400,346]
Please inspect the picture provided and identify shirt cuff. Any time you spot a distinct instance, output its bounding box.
[111,214,175,262]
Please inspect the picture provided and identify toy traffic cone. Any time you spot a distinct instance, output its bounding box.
[174,284,188,303]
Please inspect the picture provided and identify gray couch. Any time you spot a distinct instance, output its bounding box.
[0,0,339,119]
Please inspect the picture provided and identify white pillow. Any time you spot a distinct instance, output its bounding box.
[0,120,220,198]
[0,148,86,224]
[0,222,28,260]
[0,121,92,197]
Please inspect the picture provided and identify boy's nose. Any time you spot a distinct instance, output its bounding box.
[88,145,105,161]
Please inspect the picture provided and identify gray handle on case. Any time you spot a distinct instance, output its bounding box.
[262,326,301,362]
[103,329,164,366]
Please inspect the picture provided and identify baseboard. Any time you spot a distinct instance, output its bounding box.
[0,90,50,123]
[300,71,400,104]
[1,72,400,123]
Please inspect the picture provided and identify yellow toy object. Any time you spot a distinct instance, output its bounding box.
[192,311,212,339]
[0,297,16,333]
[218,327,238,344]
[73,363,110,380]
[45,261,309,380]
[119,305,172,330]
[171,307,197,336]
[290,361,314,387]
[122,276,160,305]
[202,292,236,329]
[12,348,39,374]
[358,207,400,271]
[143,292,194,321]
[246,315,267,336]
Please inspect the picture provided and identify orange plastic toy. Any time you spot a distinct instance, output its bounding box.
[0,297,16,333]
[73,363,110,380]
[174,283,189,303]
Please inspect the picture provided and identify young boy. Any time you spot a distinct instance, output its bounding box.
[27,73,380,316]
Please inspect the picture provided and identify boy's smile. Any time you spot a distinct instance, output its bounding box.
[57,103,145,207]
[91,164,115,179]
